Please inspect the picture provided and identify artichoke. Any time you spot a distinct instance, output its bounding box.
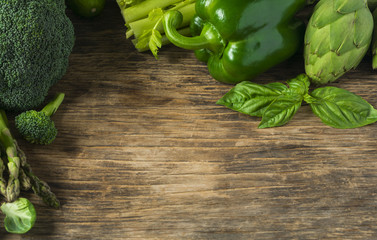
[304,0,374,85]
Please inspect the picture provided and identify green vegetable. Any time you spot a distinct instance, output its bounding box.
[304,0,374,85]
[216,81,289,118]
[163,0,310,84]
[67,0,106,18]
[117,0,196,58]
[259,77,310,129]
[218,74,377,129]
[119,0,145,7]
[16,143,60,209]
[0,0,75,112]
[217,75,310,128]
[0,153,7,198]
[0,110,21,203]
[0,110,59,233]
[15,93,65,145]
[1,198,36,234]
[306,87,377,128]
[303,0,377,9]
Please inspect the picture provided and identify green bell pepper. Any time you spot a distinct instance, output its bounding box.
[163,0,309,84]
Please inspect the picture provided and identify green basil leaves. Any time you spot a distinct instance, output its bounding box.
[216,81,287,117]
[259,95,303,128]
[217,74,377,129]
[307,87,377,128]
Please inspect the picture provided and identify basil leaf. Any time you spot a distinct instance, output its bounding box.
[259,94,303,128]
[217,81,287,117]
[308,87,377,129]
[1,198,36,234]
[286,74,310,96]
[257,75,309,128]
[264,82,288,92]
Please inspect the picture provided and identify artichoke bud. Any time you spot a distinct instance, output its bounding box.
[304,0,374,85]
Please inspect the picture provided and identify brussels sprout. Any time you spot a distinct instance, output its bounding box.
[1,198,36,234]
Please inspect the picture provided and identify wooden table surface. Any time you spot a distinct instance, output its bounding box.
[2,1,377,239]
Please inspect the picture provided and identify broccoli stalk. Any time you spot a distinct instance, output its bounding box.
[15,93,65,145]
[39,93,65,118]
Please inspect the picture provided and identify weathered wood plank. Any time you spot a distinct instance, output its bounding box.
[1,1,377,239]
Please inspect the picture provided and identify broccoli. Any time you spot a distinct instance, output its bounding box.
[15,93,65,145]
[0,0,75,112]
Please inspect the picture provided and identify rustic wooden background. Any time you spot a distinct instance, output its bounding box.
[2,1,377,239]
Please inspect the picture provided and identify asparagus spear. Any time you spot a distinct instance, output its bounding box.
[18,168,32,191]
[0,154,7,198]
[15,141,60,209]
[0,109,59,208]
[0,110,20,202]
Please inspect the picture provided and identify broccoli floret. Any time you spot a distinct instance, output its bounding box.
[15,93,65,145]
[0,0,75,112]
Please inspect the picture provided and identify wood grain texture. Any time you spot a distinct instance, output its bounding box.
[2,1,377,239]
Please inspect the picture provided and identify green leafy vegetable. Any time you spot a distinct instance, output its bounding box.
[117,0,196,58]
[135,9,164,58]
[259,95,303,129]
[285,75,310,96]
[218,74,377,129]
[216,81,287,117]
[218,74,310,128]
[307,87,377,129]
[1,198,36,234]
[259,75,310,128]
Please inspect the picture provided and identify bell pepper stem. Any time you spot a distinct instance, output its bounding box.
[163,10,224,54]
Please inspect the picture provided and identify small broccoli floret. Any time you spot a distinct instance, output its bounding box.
[0,0,75,112]
[15,93,65,145]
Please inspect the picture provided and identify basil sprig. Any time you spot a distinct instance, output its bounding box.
[306,87,377,129]
[217,74,377,129]
[216,81,288,117]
